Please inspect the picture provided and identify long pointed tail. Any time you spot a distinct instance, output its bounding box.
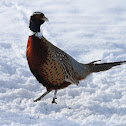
[88,60,126,73]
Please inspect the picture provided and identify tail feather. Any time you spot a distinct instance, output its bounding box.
[88,60,126,73]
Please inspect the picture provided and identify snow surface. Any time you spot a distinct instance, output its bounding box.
[0,0,126,125]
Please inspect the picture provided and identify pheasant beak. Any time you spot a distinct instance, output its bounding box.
[41,16,48,22]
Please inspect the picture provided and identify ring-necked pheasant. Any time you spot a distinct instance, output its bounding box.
[26,12,126,103]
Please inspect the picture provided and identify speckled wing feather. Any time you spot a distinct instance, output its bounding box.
[40,37,79,86]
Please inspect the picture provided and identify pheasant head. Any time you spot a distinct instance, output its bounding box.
[29,12,48,33]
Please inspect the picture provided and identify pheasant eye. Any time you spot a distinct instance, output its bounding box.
[41,13,44,17]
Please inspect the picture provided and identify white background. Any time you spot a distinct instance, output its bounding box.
[0,0,126,125]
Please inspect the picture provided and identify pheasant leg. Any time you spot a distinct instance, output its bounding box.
[52,90,57,104]
[34,90,50,102]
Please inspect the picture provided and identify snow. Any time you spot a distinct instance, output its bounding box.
[0,0,126,125]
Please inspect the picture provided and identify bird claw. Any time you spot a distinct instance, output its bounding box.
[52,98,57,104]
[34,100,37,102]
[34,98,41,102]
